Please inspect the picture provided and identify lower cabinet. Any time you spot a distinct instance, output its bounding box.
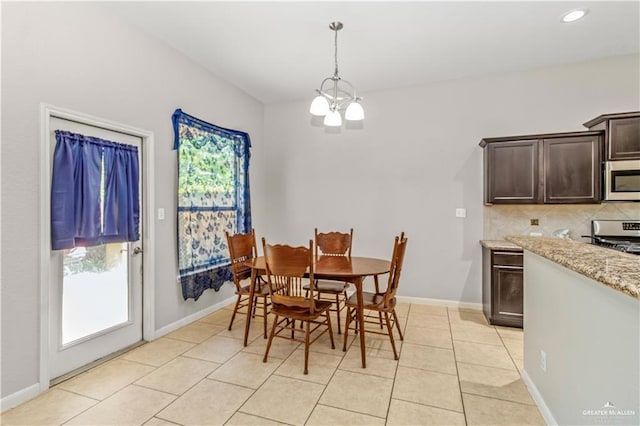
[482,247,523,328]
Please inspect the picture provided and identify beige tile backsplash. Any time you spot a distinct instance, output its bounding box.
[483,203,640,241]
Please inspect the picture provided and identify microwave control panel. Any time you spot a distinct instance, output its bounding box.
[622,222,640,231]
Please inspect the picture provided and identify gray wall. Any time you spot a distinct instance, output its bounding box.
[263,54,640,303]
[1,2,265,399]
[523,252,639,425]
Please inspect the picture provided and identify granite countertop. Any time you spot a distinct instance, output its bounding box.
[506,236,640,299]
[480,240,522,251]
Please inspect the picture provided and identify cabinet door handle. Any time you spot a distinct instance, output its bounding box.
[493,265,523,270]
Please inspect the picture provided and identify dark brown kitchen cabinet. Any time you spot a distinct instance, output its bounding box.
[583,112,640,160]
[482,247,523,328]
[484,140,539,204]
[480,131,602,204]
[543,136,601,203]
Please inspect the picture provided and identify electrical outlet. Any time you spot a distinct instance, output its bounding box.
[531,218,539,226]
[158,208,165,220]
[455,208,467,218]
[540,350,547,372]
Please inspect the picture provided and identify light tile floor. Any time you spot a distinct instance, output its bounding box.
[1,303,545,425]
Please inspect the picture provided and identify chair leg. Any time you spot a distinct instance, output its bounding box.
[251,295,258,318]
[304,320,310,375]
[335,293,342,335]
[373,275,384,329]
[384,311,399,360]
[263,297,268,339]
[326,310,335,349]
[392,309,404,340]
[343,306,352,352]
[263,314,279,363]
[228,294,242,331]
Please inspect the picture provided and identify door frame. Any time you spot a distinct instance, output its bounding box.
[38,103,156,392]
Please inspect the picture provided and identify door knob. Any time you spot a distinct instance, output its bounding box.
[132,247,143,255]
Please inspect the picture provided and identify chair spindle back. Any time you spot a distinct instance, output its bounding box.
[225,229,259,291]
[383,234,408,308]
[262,239,318,313]
[314,228,353,257]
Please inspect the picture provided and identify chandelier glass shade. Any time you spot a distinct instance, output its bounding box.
[309,22,364,127]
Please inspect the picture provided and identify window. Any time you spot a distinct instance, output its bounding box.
[172,109,252,300]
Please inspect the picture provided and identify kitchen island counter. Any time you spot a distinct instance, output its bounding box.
[479,240,522,251]
[506,236,639,299]
[511,237,639,425]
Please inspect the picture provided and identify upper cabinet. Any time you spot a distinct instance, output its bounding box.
[583,112,640,160]
[480,132,602,205]
[484,140,539,204]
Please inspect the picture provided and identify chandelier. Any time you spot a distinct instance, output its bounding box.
[309,22,364,127]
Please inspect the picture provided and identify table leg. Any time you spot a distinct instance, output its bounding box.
[243,268,258,346]
[355,277,367,368]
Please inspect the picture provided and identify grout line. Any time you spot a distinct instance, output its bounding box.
[453,359,519,372]
[448,306,469,426]
[147,350,267,423]
[204,376,261,392]
[460,390,538,407]
[47,387,101,402]
[391,396,467,415]
[495,327,524,373]
[315,402,387,420]
[150,415,183,425]
[232,410,296,425]
[235,332,311,425]
[152,415,184,425]
[305,326,355,425]
[384,305,407,423]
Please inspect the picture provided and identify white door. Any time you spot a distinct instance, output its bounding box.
[48,116,144,380]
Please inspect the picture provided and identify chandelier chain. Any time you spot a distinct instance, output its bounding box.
[333,25,339,78]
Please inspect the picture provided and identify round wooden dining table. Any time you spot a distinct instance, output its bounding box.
[242,255,391,368]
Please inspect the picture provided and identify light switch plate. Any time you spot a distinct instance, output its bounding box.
[157,208,165,220]
[455,208,467,218]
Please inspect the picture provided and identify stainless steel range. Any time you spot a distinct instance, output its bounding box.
[590,220,640,255]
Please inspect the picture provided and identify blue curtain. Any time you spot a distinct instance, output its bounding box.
[51,130,140,250]
[172,109,252,300]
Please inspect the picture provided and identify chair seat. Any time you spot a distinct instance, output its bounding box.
[271,300,333,320]
[303,280,348,293]
[346,291,396,311]
[238,280,270,297]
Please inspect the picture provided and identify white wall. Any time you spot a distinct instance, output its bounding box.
[523,252,639,425]
[263,54,640,303]
[1,2,265,399]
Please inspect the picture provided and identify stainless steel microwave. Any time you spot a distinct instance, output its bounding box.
[604,160,640,201]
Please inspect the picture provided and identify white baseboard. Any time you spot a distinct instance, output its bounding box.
[521,369,556,426]
[153,296,236,339]
[0,383,41,413]
[396,295,482,311]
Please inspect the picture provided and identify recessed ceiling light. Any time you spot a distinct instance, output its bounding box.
[561,9,588,23]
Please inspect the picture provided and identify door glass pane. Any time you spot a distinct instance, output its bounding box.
[62,242,129,345]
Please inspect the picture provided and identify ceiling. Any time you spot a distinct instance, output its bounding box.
[104,1,640,105]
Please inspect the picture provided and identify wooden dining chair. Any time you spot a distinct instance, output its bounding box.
[225,229,270,338]
[303,228,353,334]
[262,238,335,374]
[343,233,408,360]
